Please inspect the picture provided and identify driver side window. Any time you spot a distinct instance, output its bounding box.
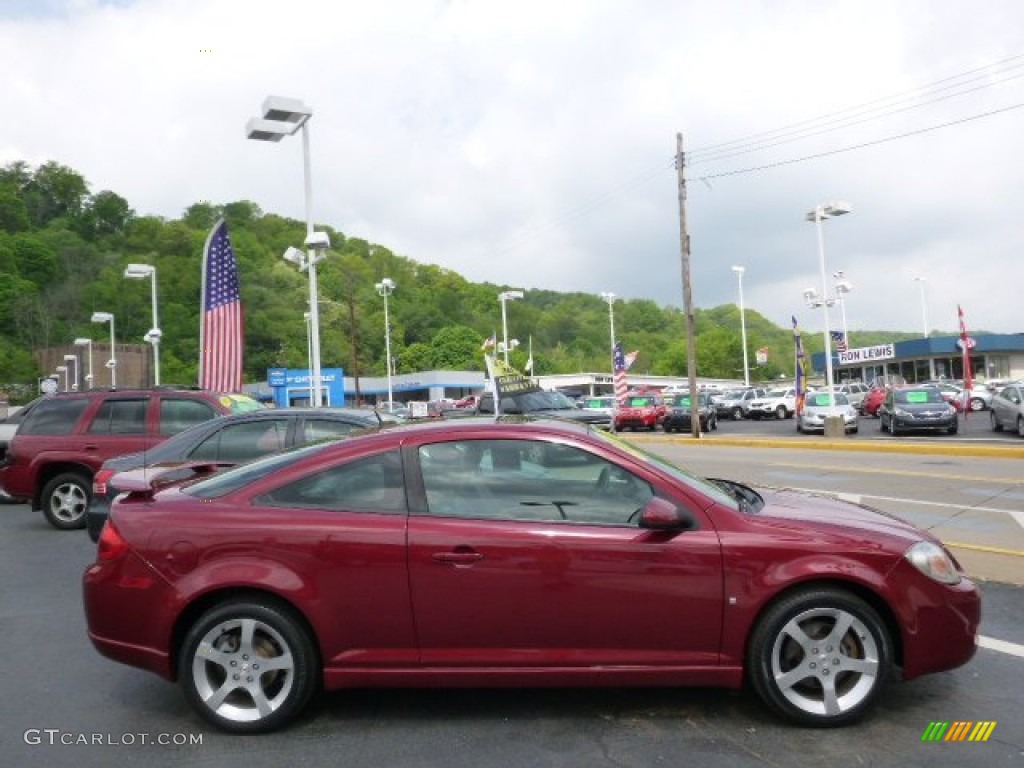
[418,439,653,525]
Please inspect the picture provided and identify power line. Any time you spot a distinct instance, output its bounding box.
[695,101,1024,181]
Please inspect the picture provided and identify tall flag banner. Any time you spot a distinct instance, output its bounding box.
[623,350,639,371]
[958,304,973,419]
[613,342,629,403]
[830,330,848,353]
[793,316,807,416]
[198,219,243,392]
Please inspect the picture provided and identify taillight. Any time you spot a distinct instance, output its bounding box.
[93,468,116,496]
[97,520,128,561]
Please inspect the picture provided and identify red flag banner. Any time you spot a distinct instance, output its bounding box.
[199,219,243,392]
[958,304,973,418]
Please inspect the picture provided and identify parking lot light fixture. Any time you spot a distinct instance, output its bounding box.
[90,312,116,388]
[599,292,617,387]
[74,338,93,388]
[124,263,160,386]
[55,365,68,392]
[913,275,929,339]
[834,270,853,344]
[248,95,324,406]
[731,267,750,387]
[63,354,79,391]
[498,290,525,364]
[806,202,852,416]
[375,278,396,411]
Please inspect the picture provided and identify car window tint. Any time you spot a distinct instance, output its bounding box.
[189,420,288,462]
[20,398,90,435]
[303,418,363,442]
[257,450,406,512]
[87,398,148,435]
[418,438,653,526]
[159,398,219,435]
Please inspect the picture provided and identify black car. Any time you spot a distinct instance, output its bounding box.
[878,387,958,436]
[662,392,717,432]
[86,407,393,541]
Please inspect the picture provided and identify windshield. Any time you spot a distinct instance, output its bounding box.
[218,394,265,413]
[504,390,576,412]
[589,428,740,512]
[767,388,790,397]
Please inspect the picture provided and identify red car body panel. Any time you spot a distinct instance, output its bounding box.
[82,419,979,701]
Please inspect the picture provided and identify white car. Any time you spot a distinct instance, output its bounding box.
[797,391,859,434]
[746,387,797,420]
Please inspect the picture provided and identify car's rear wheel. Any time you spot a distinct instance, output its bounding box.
[180,600,319,734]
[748,588,891,726]
[969,397,985,412]
[40,472,90,530]
[948,421,958,435]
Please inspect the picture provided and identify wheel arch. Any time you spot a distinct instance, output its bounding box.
[169,587,323,683]
[741,578,905,675]
[33,461,94,510]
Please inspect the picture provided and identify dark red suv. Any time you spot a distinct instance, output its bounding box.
[0,388,262,530]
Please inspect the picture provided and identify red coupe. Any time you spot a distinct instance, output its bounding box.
[84,418,980,733]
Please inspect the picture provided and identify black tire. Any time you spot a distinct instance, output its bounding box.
[40,471,90,530]
[1017,417,1024,439]
[991,411,1002,432]
[948,421,958,435]
[969,397,985,412]
[747,588,892,727]
[850,426,859,434]
[710,416,717,431]
[179,600,318,734]
[776,405,787,420]
[732,407,743,420]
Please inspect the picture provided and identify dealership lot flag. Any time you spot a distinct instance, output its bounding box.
[199,219,243,392]
[793,316,807,415]
[830,330,848,353]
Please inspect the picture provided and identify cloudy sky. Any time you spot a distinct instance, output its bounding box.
[2,0,1022,337]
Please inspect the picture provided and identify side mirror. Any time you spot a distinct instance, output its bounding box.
[638,496,697,531]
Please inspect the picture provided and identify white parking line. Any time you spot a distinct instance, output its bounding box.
[979,635,1024,659]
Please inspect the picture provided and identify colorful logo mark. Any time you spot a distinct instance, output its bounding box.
[921,721,997,742]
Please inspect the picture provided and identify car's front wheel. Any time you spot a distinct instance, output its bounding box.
[776,405,788,420]
[180,600,319,734]
[1017,416,1024,438]
[969,397,986,412]
[748,588,892,726]
[40,472,90,530]
[990,411,1002,432]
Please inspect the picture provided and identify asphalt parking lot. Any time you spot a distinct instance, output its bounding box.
[3,419,1022,767]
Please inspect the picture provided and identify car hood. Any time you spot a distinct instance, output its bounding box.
[538,408,609,424]
[755,487,933,547]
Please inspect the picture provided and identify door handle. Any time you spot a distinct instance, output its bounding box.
[432,551,485,566]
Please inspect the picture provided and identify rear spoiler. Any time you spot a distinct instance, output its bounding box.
[113,461,233,498]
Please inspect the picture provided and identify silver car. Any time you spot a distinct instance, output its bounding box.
[989,382,1024,437]
[797,391,859,434]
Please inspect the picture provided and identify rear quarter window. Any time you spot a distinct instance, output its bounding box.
[19,398,90,435]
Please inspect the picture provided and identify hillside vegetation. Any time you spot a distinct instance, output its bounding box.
[0,161,917,402]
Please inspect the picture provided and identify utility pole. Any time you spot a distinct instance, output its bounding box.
[676,132,700,439]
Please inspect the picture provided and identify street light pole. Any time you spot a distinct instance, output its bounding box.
[90,312,116,388]
[498,290,524,365]
[914,275,929,338]
[375,278,396,410]
[74,338,93,389]
[833,270,852,345]
[124,263,161,386]
[247,96,324,407]
[599,292,616,388]
[731,266,749,387]
[63,354,79,391]
[55,365,68,392]
[806,202,852,416]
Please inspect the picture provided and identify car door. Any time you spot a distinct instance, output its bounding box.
[405,437,724,668]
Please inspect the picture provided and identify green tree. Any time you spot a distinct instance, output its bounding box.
[0,184,30,233]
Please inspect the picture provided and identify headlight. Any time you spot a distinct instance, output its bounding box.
[894,407,912,417]
[904,541,961,584]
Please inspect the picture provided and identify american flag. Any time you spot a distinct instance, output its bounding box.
[199,219,243,392]
[613,343,638,403]
[958,304,973,416]
[830,330,848,353]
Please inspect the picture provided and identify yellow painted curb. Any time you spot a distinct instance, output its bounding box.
[634,434,1024,459]
[944,542,1024,558]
